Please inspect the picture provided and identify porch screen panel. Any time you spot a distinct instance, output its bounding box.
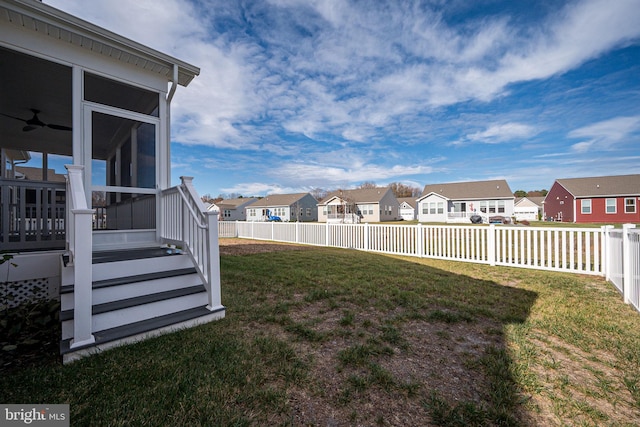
[91,111,157,230]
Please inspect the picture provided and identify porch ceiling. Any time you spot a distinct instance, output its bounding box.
[0,45,72,156]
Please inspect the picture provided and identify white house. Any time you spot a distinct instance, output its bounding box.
[246,193,319,222]
[417,179,515,223]
[318,187,400,223]
[398,197,417,221]
[514,196,544,222]
[0,0,224,362]
[209,197,258,221]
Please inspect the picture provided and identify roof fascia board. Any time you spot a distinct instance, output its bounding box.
[4,0,199,86]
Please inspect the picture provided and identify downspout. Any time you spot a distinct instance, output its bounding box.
[166,64,178,188]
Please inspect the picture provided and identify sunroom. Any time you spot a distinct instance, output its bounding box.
[0,0,224,362]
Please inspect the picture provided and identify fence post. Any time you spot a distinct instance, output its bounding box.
[364,223,369,251]
[488,224,496,266]
[325,221,330,247]
[602,226,613,281]
[235,220,239,238]
[623,223,636,304]
[416,223,423,257]
[296,221,300,243]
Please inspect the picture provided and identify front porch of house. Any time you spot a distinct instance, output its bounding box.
[0,0,224,362]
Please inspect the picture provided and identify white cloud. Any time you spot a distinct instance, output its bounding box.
[467,123,537,144]
[568,115,640,151]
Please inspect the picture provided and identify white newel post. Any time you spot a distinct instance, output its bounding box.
[206,208,223,310]
[65,165,95,349]
[488,224,496,266]
[623,224,635,304]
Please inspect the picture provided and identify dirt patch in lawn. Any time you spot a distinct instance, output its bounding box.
[219,238,313,256]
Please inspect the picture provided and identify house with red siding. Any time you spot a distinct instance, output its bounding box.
[544,174,640,223]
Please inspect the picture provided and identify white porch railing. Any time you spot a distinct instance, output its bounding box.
[161,177,222,311]
[221,221,640,313]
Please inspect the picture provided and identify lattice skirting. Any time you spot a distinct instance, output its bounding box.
[1,278,56,309]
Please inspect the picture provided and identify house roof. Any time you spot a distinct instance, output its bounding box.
[249,193,315,208]
[15,165,65,182]
[215,197,258,209]
[1,0,200,86]
[419,179,514,200]
[398,197,417,209]
[552,174,640,198]
[515,196,544,207]
[319,187,394,205]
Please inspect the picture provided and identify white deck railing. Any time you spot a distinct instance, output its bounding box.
[161,177,222,311]
[221,221,640,313]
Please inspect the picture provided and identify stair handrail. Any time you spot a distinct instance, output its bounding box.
[176,185,207,229]
[161,177,222,311]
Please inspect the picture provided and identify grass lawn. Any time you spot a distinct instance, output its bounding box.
[1,239,640,426]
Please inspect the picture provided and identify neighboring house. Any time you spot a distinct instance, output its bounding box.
[398,197,417,221]
[514,196,544,222]
[318,187,400,223]
[246,193,319,222]
[417,179,515,223]
[544,174,640,223]
[208,197,258,221]
[0,0,223,362]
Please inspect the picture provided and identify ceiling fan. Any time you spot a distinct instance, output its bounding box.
[0,108,72,132]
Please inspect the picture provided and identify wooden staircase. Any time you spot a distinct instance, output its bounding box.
[60,247,225,363]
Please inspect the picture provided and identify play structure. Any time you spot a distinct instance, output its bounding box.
[264,209,282,222]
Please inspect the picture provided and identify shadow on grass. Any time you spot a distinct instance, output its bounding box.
[0,246,538,426]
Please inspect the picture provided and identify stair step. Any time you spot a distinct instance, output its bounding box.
[92,247,183,264]
[60,305,226,356]
[60,285,206,321]
[60,268,198,294]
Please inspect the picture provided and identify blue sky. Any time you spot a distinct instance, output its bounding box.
[48,0,640,197]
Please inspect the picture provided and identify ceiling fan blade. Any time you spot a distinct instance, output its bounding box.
[0,112,28,122]
[47,124,72,131]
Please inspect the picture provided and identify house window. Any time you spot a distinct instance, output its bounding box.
[437,202,444,214]
[479,201,487,213]
[498,201,505,213]
[306,208,311,216]
[581,199,592,214]
[422,205,428,214]
[429,202,436,215]
[605,198,616,214]
[625,198,637,213]
[488,201,496,214]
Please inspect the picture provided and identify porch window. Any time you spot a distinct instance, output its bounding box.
[581,199,592,214]
[479,201,487,213]
[606,198,616,214]
[625,198,636,213]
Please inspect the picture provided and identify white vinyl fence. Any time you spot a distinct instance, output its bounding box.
[220,221,640,312]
